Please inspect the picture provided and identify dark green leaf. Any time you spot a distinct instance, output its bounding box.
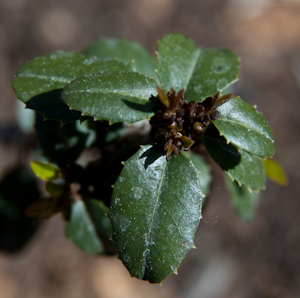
[157,33,240,101]
[213,97,275,158]
[184,48,240,102]
[62,71,157,124]
[84,38,158,80]
[0,168,41,252]
[12,51,133,123]
[203,124,266,191]
[85,199,112,241]
[25,89,81,124]
[65,200,104,254]
[225,175,259,221]
[35,113,89,164]
[182,151,212,196]
[109,145,204,283]
[157,33,200,93]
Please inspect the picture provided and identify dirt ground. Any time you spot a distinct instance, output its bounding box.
[1,0,300,297]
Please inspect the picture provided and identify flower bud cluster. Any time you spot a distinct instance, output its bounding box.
[150,87,234,160]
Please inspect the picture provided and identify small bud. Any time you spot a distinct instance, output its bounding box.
[157,86,170,108]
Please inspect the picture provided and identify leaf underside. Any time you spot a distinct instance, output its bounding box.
[109,145,204,283]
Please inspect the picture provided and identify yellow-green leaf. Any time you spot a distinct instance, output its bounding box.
[31,161,60,181]
[263,159,288,186]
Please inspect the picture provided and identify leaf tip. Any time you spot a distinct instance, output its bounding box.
[192,244,197,249]
[121,161,125,165]
[173,270,178,275]
[111,184,114,189]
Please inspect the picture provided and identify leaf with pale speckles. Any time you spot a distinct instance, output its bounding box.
[213,97,275,158]
[12,51,133,123]
[157,33,240,101]
[109,145,204,283]
[62,71,157,124]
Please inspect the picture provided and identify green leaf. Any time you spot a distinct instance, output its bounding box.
[157,33,200,93]
[62,71,157,124]
[225,175,259,221]
[35,113,89,164]
[157,33,240,101]
[203,125,266,191]
[109,145,204,283]
[213,97,275,158]
[12,51,133,123]
[30,161,60,181]
[85,199,112,241]
[25,89,82,124]
[263,158,288,186]
[182,151,212,196]
[84,38,158,80]
[65,200,104,254]
[0,168,41,252]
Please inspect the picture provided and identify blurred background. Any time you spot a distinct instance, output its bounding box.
[1,0,300,297]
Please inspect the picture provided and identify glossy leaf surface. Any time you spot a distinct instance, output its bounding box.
[203,125,266,191]
[62,71,157,124]
[213,97,275,158]
[225,175,259,221]
[65,200,104,254]
[12,51,133,123]
[12,51,133,102]
[157,33,240,101]
[109,145,204,283]
[31,161,60,181]
[0,168,40,252]
[84,38,158,80]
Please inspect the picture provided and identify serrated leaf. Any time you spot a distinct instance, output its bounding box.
[157,33,240,100]
[0,168,40,252]
[25,89,81,124]
[225,175,259,221]
[31,161,60,181]
[84,38,158,80]
[213,97,275,158]
[109,145,204,283]
[12,51,133,123]
[65,200,104,254]
[35,113,89,164]
[203,124,266,191]
[182,151,212,196]
[62,71,157,124]
[263,158,288,186]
